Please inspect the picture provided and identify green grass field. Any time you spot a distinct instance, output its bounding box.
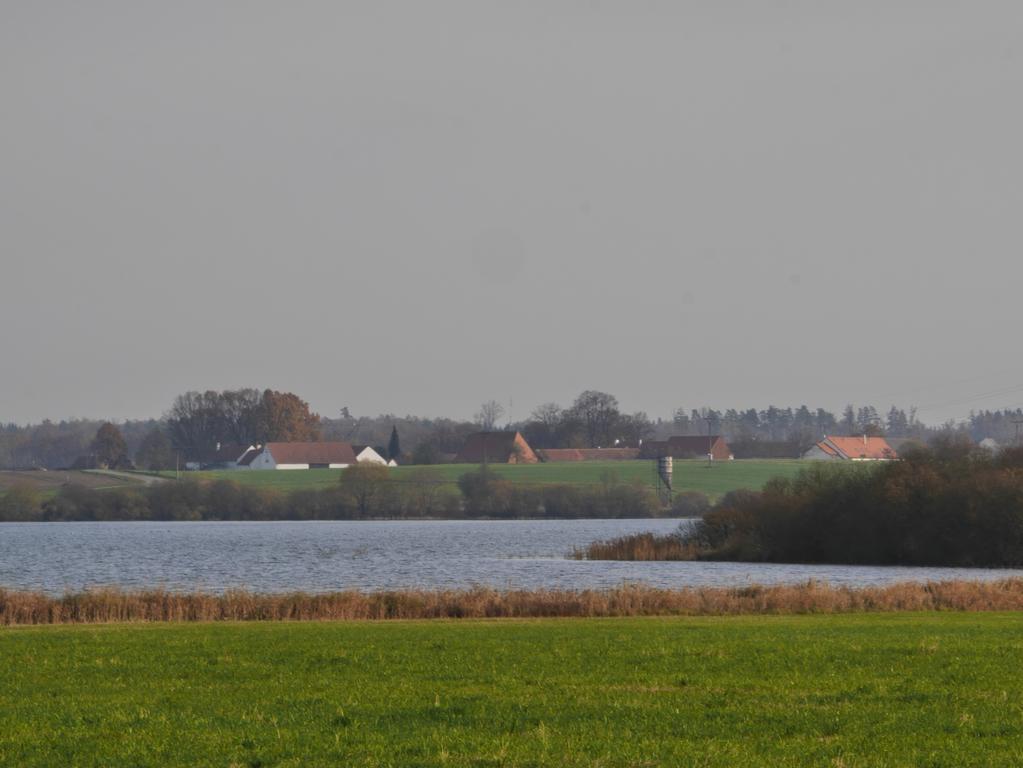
[2,613,1022,766]
[159,459,811,500]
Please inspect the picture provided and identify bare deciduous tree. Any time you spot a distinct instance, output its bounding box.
[475,400,505,431]
[568,390,620,447]
[530,402,562,429]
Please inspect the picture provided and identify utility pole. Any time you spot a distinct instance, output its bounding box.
[1013,419,1023,446]
[705,415,714,466]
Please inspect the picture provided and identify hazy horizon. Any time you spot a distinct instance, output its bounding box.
[4,2,1022,426]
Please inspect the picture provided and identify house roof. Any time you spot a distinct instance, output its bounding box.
[816,441,840,457]
[820,436,896,460]
[538,448,640,462]
[454,432,537,463]
[238,447,262,466]
[188,443,253,464]
[264,442,357,465]
[640,435,731,459]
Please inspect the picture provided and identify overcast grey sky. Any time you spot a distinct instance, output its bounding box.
[2,2,1022,426]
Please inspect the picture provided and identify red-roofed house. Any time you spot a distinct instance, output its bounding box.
[802,435,897,461]
[245,442,358,470]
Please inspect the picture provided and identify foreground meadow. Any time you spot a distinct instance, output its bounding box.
[2,613,1023,766]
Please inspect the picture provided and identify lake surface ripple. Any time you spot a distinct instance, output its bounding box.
[2,519,1022,595]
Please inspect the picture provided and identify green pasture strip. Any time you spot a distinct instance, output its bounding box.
[157,459,812,500]
[0,488,59,500]
[1,613,1022,766]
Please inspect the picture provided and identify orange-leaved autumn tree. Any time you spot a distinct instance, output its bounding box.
[257,390,321,442]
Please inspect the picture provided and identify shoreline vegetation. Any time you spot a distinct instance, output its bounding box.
[0,465,690,522]
[4,580,1023,625]
[577,442,1023,568]
[0,460,807,523]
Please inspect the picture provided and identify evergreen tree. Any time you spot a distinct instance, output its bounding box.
[841,405,856,434]
[387,425,401,461]
[886,406,909,436]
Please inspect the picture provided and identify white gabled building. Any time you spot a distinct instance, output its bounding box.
[352,445,389,465]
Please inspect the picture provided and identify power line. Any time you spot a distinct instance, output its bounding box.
[854,366,1023,405]
[911,383,1023,415]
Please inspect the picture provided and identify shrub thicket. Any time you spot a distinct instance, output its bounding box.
[582,444,1023,567]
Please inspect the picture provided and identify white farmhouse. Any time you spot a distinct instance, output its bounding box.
[243,442,358,470]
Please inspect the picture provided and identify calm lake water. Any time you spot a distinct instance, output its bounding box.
[2,519,1022,595]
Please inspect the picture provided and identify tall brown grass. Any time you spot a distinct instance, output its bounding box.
[3,580,1023,625]
[573,532,699,561]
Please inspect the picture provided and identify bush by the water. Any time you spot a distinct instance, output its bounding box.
[582,441,1023,567]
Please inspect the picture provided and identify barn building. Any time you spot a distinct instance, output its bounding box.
[244,442,358,470]
[640,436,733,461]
[536,448,640,462]
[455,432,539,464]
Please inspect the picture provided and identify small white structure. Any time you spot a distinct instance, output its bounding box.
[244,442,357,470]
[352,445,389,465]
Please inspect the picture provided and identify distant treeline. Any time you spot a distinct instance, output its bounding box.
[579,438,1023,567]
[0,466,669,522]
[4,385,1023,469]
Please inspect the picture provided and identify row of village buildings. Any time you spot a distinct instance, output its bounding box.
[187,432,901,470]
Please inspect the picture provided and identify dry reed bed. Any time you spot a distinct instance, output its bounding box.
[3,580,1023,625]
[573,532,699,561]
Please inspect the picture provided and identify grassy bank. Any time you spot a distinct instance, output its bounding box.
[160,459,811,498]
[5,580,1023,625]
[0,469,143,497]
[2,613,1023,766]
